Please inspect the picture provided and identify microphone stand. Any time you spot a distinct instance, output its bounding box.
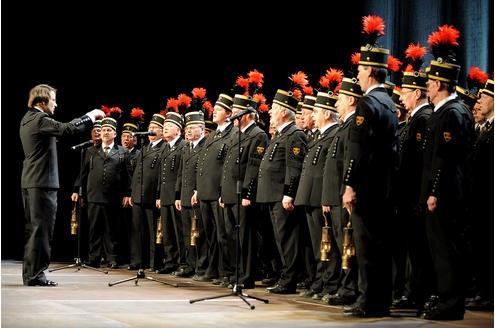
[50,145,108,274]
[189,116,269,309]
[109,135,177,288]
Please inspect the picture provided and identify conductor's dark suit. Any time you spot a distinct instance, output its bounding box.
[20,108,92,285]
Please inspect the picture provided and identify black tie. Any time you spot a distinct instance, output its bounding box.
[215,130,222,138]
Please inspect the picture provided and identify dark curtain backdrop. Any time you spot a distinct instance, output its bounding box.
[364,0,493,86]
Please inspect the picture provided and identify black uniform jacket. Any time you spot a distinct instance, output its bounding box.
[257,121,307,203]
[221,123,268,204]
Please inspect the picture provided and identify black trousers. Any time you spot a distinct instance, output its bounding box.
[22,188,57,284]
[267,201,302,288]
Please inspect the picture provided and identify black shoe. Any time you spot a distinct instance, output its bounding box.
[155,267,176,274]
[265,284,296,294]
[212,277,229,285]
[343,302,360,312]
[312,292,325,300]
[261,275,278,286]
[326,293,356,306]
[418,306,464,320]
[296,280,310,289]
[172,267,194,277]
[465,296,493,310]
[127,264,140,270]
[192,274,213,282]
[299,289,318,297]
[107,262,119,269]
[344,306,390,318]
[422,294,439,311]
[391,296,416,309]
[27,279,58,287]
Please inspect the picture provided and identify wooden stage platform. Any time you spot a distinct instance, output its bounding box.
[1,260,493,327]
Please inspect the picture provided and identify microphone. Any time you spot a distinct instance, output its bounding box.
[132,131,157,137]
[71,140,93,150]
[225,107,256,123]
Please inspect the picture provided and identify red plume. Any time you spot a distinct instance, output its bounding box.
[404,42,427,72]
[292,89,303,100]
[165,98,179,113]
[363,15,385,35]
[109,106,123,119]
[362,15,385,47]
[130,107,145,120]
[177,93,192,107]
[236,76,249,89]
[247,69,264,96]
[387,55,402,72]
[427,24,460,62]
[101,105,111,116]
[467,66,489,92]
[303,86,314,95]
[248,69,264,85]
[319,68,343,94]
[202,100,214,118]
[351,52,361,65]
[254,93,269,113]
[192,87,207,100]
[468,67,489,85]
[290,71,309,88]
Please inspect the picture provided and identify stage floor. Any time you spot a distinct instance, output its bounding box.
[1,260,493,327]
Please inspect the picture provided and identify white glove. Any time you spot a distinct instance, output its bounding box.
[86,109,106,121]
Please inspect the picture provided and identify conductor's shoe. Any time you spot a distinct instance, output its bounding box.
[27,279,58,287]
